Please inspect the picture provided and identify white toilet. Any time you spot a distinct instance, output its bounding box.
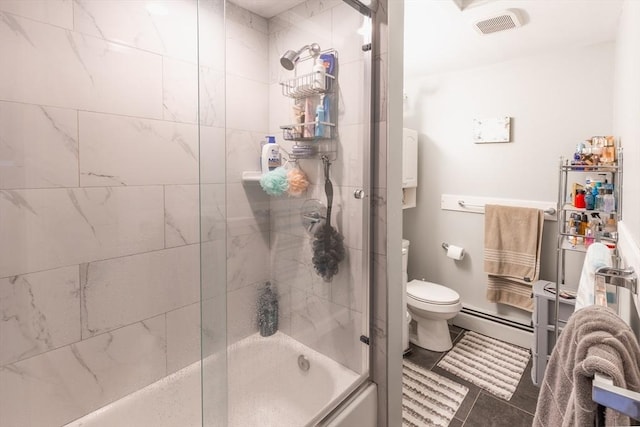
[407,279,462,352]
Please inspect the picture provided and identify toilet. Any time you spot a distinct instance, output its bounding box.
[407,279,462,352]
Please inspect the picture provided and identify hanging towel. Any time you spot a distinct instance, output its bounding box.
[575,242,613,311]
[533,305,640,427]
[484,204,544,312]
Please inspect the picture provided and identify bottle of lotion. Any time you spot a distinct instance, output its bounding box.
[261,136,281,174]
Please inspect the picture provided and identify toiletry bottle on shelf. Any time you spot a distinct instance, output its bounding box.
[257,281,278,337]
[315,94,326,138]
[585,187,595,210]
[575,190,586,209]
[261,136,281,174]
[313,57,326,90]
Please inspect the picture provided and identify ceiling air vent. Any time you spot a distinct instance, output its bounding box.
[473,10,522,35]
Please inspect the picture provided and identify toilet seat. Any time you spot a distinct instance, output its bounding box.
[407,280,460,305]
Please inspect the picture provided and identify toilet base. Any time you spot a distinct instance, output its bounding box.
[410,318,453,352]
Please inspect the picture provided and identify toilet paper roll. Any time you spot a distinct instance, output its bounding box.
[447,245,465,260]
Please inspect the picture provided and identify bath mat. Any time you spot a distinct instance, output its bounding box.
[402,359,468,427]
[436,330,530,401]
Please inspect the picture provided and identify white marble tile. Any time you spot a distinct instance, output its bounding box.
[271,231,331,300]
[226,182,270,237]
[201,295,227,358]
[199,125,226,185]
[0,12,163,119]
[81,244,200,338]
[290,290,363,372]
[0,266,80,366]
[199,65,226,128]
[200,183,226,243]
[197,0,226,71]
[0,101,78,189]
[226,1,268,36]
[330,247,364,313]
[226,74,269,133]
[166,303,200,374]
[200,239,227,301]
[0,316,166,427]
[226,13,269,84]
[372,188,387,256]
[226,281,260,345]
[372,252,387,322]
[373,121,387,189]
[268,5,333,85]
[163,58,198,124]
[331,2,368,65]
[332,123,365,189]
[73,0,198,63]
[0,0,73,29]
[336,59,367,126]
[227,232,270,292]
[225,129,267,184]
[0,186,165,278]
[79,112,198,186]
[165,184,199,248]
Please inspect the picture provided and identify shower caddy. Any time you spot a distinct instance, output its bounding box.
[279,48,338,161]
[532,147,623,385]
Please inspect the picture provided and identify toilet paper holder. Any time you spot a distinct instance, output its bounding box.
[441,242,465,260]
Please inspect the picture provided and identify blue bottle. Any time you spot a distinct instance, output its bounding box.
[585,188,595,210]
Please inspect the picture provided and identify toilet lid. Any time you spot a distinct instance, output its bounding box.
[407,280,460,305]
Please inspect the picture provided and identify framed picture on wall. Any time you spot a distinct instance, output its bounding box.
[472,116,511,143]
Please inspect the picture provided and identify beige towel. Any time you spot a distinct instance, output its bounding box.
[533,305,640,427]
[484,204,544,311]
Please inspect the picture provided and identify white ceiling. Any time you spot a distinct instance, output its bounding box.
[405,0,624,77]
[229,0,624,77]
[229,0,306,18]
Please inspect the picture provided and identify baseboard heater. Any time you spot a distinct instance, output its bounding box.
[454,306,534,348]
[460,306,533,332]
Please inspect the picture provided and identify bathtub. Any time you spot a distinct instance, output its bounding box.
[66,331,364,426]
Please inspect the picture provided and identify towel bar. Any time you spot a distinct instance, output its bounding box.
[457,200,556,216]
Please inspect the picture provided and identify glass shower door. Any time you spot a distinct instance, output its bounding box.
[201,0,373,425]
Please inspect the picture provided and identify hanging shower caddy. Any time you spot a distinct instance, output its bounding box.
[279,48,338,161]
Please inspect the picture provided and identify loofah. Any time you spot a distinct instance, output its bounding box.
[259,167,289,196]
[287,168,309,196]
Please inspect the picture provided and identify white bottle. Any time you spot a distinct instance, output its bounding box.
[261,136,281,174]
[313,57,326,90]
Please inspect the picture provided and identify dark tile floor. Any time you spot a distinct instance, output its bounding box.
[404,325,540,427]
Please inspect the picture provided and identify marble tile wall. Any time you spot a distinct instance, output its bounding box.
[224,2,273,345]
[0,1,225,425]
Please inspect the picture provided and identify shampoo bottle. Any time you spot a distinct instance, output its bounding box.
[313,57,326,90]
[261,136,281,174]
[315,95,326,138]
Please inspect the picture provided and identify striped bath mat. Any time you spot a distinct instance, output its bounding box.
[436,331,530,400]
[403,359,468,427]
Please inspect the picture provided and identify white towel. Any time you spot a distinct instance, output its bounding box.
[575,243,613,311]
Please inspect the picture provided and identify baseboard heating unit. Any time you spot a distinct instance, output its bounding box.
[452,306,533,349]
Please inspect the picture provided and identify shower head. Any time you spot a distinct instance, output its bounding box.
[279,43,321,70]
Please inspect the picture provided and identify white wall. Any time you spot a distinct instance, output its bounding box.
[613,0,640,274]
[403,42,615,324]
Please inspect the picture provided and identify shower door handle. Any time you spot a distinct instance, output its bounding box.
[353,189,366,199]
